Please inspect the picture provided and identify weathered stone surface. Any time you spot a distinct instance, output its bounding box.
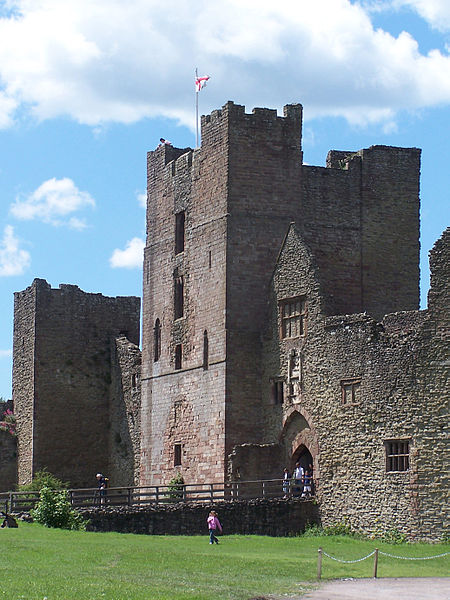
[12,279,140,488]
[81,498,319,536]
[8,101,448,542]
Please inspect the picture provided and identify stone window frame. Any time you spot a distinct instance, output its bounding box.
[175,211,185,255]
[385,439,410,473]
[174,442,182,467]
[278,296,307,339]
[340,377,361,406]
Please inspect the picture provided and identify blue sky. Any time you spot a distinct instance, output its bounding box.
[0,0,449,399]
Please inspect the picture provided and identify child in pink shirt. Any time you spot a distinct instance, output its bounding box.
[207,510,222,544]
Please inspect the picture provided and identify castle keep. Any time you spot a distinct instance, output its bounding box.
[5,101,449,540]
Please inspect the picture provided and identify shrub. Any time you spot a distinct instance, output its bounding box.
[18,468,68,493]
[301,522,324,537]
[31,486,87,530]
[167,473,185,501]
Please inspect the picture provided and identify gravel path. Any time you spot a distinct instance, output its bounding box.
[296,577,449,599]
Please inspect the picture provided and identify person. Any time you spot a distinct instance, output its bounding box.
[282,467,291,498]
[207,510,222,544]
[293,461,304,496]
[158,137,172,148]
[96,473,108,505]
[301,470,312,498]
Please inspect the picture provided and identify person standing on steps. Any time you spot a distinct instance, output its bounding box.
[207,510,222,544]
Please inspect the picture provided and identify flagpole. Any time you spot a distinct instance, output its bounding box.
[195,67,199,148]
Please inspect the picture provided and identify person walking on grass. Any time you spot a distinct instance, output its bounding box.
[207,510,222,544]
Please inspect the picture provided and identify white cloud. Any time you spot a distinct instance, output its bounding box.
[109,237,145,269]
[0,349,12,359]
[10,177,95,228]
[0,0,449,130]
[392,0,450,32]
[0,225,31,276]
[136,191,147,209]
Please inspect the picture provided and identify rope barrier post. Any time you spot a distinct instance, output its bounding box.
[373,548,379,578]
[317,547,323,580]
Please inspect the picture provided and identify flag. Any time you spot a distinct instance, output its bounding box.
[195,75,210,92]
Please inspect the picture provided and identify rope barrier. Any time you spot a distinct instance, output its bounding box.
[322,550,376,563]
[379,550,450,560]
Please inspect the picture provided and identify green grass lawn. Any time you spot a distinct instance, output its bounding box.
[1,523,448,600]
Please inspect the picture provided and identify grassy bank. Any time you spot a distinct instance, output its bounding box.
[1,523,448,599]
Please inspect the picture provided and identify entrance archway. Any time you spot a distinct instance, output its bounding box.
[292,444,313,474]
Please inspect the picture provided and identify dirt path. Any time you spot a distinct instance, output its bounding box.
[295,577,449,599]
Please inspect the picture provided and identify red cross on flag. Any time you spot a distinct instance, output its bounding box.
[195,75,210,92]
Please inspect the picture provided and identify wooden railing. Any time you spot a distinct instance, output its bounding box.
[0,478,316,513]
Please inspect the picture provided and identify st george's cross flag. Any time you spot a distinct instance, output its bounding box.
[195,75,210,92]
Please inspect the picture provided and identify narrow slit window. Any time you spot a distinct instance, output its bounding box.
[174,275,184,319]
[175,211,185,254]
[270,379,284,405]
[174,443,182,467]
[175,344,182,370]
[203,330,209,370]
[154,318,161,362]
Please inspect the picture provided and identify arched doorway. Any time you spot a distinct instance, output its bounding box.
[292,444,313,474]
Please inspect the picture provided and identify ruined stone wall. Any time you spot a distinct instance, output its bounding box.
[109,336,141,486]
[255,227,448,540]
[13,281,38,485]
[13,279,140,487]
[0,399,16,491]
[0,433,16,492]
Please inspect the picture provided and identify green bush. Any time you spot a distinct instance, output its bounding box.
[167,473,185,501]
[31,486,87,530]
[302,518,357,538]
[18,467,68,492]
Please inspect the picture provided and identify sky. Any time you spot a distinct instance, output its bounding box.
[0,0,449,400]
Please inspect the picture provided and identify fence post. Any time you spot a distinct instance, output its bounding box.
[155,486,159,504]
[210,484,214,502]
[373,548,379,578]
[127,487,132,507]
[262,481,266,498]
[317,547,323,580]
[69,490,74,506]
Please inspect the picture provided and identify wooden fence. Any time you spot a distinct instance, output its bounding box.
[0,478,315,513]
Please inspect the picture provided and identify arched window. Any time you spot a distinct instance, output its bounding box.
[154,319,161,362]
[203,330,209,370]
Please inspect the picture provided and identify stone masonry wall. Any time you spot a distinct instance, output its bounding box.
[109,336,142,486]
[0,432,16,492]
[13,279,140,488]
[13,281,38,486]
[82,498,319,537]
[140,111,229,485]
[141,101,422,490]
[254,226,448,540]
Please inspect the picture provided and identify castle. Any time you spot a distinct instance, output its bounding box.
[3,101,449,540]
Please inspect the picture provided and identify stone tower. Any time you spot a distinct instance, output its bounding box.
[13,279,140,488]
[140,101,420,486]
